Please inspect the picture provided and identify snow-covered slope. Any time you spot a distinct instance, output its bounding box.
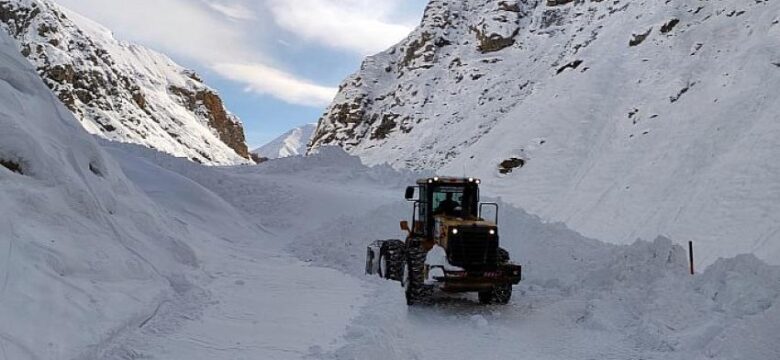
[254,123,317,159]
[0,0,252,165]
[0,28,364,359]
[0,27,205,358]
[311,0,780,265]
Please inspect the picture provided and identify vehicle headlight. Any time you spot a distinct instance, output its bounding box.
[489,229,496,235]
[452,228,459,235]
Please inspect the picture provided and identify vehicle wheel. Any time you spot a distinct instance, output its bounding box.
[480,248,512,304]
[478,284,512,305]
[404,245,431,305]
[378,240,405,281]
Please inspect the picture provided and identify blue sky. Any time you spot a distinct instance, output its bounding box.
[55,0,429,148]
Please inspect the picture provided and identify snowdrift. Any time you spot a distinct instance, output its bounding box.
[0,30,204,359]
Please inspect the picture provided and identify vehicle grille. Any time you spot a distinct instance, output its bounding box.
[447,228,498,270]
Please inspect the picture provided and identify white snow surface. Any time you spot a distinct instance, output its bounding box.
[2,25,780,360]
[310,0,780,266]
[0,30,363,360]
[254,123,317,159]
[0,0,251,165]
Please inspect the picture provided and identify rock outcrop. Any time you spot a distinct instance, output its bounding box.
[0,0,252,165]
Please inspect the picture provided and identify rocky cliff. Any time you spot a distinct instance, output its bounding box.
[0,0,252,165]
[311,0,780,264]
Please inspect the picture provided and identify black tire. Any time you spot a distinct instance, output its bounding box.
[479,247,513,304]
[479,284,512,304]
[378,240,405,282]
[404,244,431,305]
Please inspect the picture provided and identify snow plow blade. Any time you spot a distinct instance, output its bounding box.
[365,240,383,276]
[366,240,405,281]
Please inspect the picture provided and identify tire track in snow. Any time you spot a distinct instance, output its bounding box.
[138,299,171,329]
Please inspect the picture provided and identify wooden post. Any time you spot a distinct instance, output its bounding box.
[688,241,695,275]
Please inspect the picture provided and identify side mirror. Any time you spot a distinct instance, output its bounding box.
[404,186,415,200]
[400,220,410,233]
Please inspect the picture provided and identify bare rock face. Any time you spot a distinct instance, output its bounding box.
[471,1,524,53]
[169,86,250,159]
[0,0,252,165]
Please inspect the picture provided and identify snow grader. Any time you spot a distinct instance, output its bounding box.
[366,177,522,305]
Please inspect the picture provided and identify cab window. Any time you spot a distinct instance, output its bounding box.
[432,186,465,216]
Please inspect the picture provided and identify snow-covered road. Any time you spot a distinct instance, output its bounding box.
[108,144,780,360]
[92,146,375,359]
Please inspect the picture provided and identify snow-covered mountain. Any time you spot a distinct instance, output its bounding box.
[0,0,252,165]
[311,0,780,265]
[253,123,316,159]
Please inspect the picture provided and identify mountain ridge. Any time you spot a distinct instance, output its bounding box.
[0,0,252,165]
[309,0,780,264]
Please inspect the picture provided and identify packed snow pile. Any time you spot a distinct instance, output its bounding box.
[310,0,780,265]
[0,0,252,165]
[254,123,317,159]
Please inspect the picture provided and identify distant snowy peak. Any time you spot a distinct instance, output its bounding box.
[0,0,252,165]
[254,123,316,159]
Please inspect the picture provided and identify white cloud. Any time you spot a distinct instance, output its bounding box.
[53,0,422,107]
[55,0,253,63]
[206,1,256,21]
[214,63,337,107]
[266,0,416,55]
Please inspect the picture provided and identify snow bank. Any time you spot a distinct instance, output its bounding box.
[0,30,200,359]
